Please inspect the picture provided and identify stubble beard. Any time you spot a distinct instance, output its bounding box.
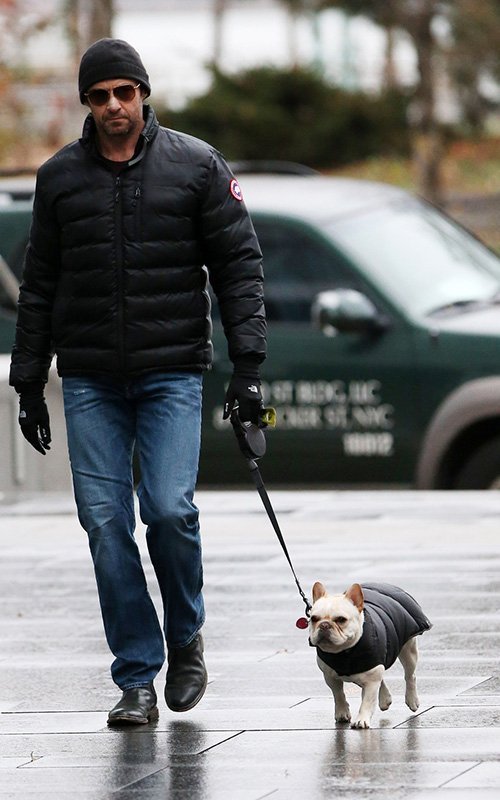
[102,116,134,137]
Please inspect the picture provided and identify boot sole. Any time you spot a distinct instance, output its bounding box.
[107,705,159,726]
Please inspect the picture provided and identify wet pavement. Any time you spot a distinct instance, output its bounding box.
[1,489,500,799]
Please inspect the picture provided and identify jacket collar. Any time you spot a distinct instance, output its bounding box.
[80,104,159,161]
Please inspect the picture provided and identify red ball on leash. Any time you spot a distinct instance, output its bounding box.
[296,617,309,629]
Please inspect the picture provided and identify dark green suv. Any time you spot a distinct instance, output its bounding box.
[3,172,500,489]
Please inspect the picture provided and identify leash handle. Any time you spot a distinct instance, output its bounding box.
[248,459,312,616]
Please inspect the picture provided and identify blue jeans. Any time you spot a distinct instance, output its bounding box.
[62,372,205,690]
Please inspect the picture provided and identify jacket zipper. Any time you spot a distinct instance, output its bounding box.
[133,186,141,240]
[114,175,126,373]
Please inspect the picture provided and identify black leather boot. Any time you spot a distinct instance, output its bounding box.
[165,634,208,712]
[108,682,158,725]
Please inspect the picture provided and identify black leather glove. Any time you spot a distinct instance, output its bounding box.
[223,361,263,424]
[17,383,51,455]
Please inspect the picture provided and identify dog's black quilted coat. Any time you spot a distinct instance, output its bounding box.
[315,583,432,676]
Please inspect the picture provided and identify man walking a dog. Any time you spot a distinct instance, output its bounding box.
[9,39,266,724]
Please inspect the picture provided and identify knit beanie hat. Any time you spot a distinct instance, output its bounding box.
[78,38,151,104]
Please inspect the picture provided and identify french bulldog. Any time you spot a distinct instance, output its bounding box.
[309,581,431,729]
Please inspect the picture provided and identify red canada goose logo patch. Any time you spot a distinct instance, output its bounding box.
[230,178,243,201]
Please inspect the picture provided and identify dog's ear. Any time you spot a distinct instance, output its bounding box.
[345,583,364,611]
[312,581,327,602]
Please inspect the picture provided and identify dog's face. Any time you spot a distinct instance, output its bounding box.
[308,582,364,653]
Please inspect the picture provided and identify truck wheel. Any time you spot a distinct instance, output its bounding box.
[454,437,500,489]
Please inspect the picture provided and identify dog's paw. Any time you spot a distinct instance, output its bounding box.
[405,691,419,712]
[335,710,351,724]
[351,717,370,729]
[378,686,392,711]
[351,714,370,729]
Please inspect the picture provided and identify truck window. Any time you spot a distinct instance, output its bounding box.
[329,198,500,318]
[252,217,356,322]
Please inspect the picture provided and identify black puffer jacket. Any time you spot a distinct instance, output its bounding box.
[315,583,432,676]
[10,106,266,386]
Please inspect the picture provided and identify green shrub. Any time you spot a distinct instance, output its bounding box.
[157,66,410,168]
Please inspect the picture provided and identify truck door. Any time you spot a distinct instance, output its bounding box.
[201,215,419,485]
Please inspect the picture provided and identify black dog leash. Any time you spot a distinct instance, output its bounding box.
[230,408,312,620]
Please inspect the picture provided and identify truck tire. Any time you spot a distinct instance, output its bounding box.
[454,436,500,489]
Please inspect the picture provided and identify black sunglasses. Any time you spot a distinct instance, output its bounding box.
[85,83,140,107]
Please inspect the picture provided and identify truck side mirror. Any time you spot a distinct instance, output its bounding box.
[311,289,390,335]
